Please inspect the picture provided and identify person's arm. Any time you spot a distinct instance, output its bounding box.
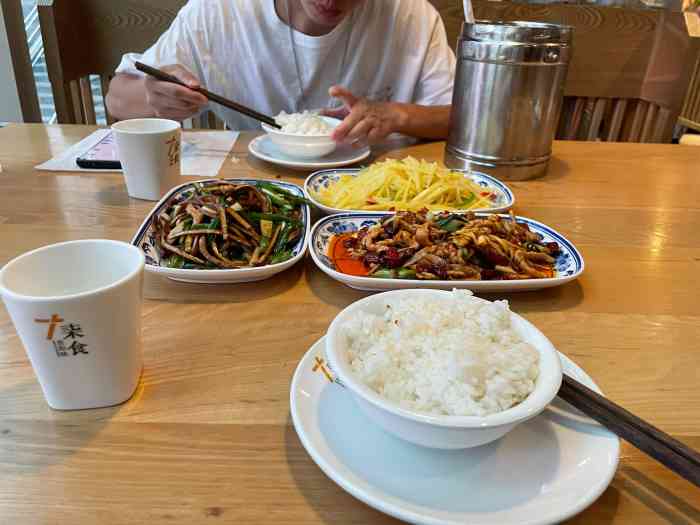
[105,74,153,120]
[106,66,208,121]
[322,86,450,145]
[105,0,210,121]
[393,104,451,140]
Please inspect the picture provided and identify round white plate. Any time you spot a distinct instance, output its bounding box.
[248,135,371,171]
[291,337,619,525]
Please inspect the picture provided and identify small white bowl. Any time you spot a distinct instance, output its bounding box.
[262,116,340,159]
[325,289,563,449]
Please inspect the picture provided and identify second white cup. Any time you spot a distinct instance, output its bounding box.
[113,118,181,201]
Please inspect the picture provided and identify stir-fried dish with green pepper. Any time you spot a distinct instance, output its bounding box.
[153,182,306,269]
[331,210,561,280]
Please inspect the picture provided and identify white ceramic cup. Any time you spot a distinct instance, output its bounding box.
[112,118,182,201]
[0,240,145,410]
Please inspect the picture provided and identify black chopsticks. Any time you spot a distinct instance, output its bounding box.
[559,374,700,487]
[135,62,281,129]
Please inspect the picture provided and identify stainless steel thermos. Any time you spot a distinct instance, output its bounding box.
[445,21,572,180]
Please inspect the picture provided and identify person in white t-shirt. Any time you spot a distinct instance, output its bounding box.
[106,0,456,145]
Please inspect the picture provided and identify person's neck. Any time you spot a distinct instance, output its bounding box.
[275,0,337,36]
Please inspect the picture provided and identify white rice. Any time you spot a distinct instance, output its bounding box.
[274,111,333,135]
[341,290,540,416]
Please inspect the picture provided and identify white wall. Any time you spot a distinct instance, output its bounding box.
[0,2,23,122]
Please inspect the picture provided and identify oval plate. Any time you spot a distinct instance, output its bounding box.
[130,178,310,284]
[304,168,514,215]
[309,213,584,293]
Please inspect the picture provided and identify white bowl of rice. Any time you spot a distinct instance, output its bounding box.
[262,112,340,159]
[325,289,563,449]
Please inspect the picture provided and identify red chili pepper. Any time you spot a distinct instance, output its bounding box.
[381,248,403,268]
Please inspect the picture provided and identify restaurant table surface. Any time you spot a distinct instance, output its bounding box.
[0,123,699,524]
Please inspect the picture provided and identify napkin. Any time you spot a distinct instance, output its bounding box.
[35,128,239,177]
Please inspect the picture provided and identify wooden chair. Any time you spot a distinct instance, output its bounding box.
[678,51,700,132]
[1,0,41,122]
[429,0,700,143]
[37,0,223,128]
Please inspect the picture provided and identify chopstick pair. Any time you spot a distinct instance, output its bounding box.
[559,374,700,487]
[135,62,281,129]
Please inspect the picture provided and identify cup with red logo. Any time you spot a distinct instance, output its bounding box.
[0,239,144,410]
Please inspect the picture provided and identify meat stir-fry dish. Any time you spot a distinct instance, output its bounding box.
[333,211,561,280]
[153,182,305,269]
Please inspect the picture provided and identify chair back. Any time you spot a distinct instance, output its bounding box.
[38,0,222,128]
[1,0,42,122]
[679,52,700,132]
[429,0,700,143]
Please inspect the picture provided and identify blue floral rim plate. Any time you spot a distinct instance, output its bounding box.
[130,178,310,284]
[304,168,515,215]
[309,212,584,293]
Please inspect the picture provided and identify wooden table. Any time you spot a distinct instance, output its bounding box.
[0,124,698,524]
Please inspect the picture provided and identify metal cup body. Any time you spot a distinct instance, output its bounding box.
[446,21,572,180]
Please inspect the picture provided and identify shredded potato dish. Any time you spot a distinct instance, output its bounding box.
[310,157,498,212]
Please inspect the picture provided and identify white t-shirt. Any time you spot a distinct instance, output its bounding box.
[116,0,456,130]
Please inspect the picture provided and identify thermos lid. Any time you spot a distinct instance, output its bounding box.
[462,20,573,45]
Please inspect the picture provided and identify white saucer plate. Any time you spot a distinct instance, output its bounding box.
[248,135,371,171]
[291,337,619,525]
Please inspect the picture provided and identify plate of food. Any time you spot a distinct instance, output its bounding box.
[131,179,310,283]
[291,290,618,524]
[304,157,514,215]
[262,111,341,159]
[309,210,583,292]
[248,135,371,171]
[250,110,371,170]
[291,315,618,524]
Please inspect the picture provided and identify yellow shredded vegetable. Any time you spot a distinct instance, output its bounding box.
[311,157,497,212]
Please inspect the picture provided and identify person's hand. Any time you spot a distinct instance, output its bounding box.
[322,86,407,146]
[143,64,208,121]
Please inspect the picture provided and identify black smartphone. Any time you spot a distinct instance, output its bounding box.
[76,132,122,169]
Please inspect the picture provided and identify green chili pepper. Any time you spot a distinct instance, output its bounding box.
[273,222,291,253]
[165,255,185,269]
[248,211,303,227]
[446,220,465,233]
[459,192,476,208]
[397,268,416,279]
[260,187,289,207]
[270,250,293,264]
[370,268,394,279]
[369,268,417,279]
[258,182,313,205]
